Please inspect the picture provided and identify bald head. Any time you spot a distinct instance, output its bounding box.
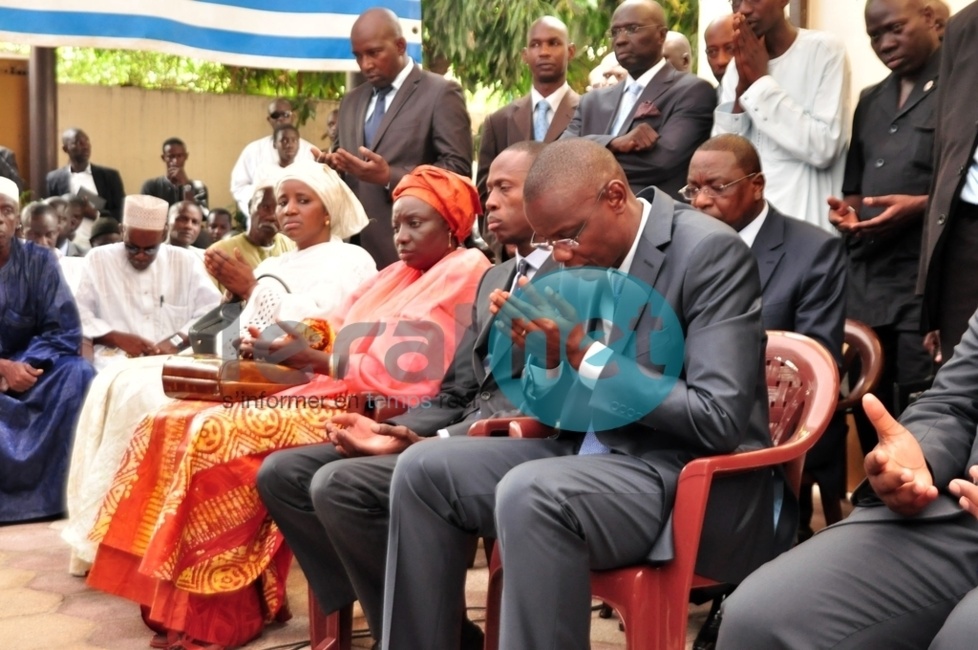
[610,0,668,78]
[695,134,763,175]
[525,139,640,268]
[351,8,408,88]
[353,7,403,40]
[525,139,625,205]
[529,15,568,41]
[705,15,736,82]
[663,31,692,72]
[61,127,91,169]
[524,15,575,90]
[928,0,950,38]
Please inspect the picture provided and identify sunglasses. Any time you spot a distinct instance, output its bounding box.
[269,110,293,120]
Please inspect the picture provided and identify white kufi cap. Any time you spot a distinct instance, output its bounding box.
[123,194,169,230]
[0,177,18,205]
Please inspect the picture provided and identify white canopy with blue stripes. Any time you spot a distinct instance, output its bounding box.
[0,0,422,71]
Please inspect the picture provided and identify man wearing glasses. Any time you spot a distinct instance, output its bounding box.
[382,138,788,650]
[683,133,846,646]
[74,195,220,371]
[712,0,850,233]
[230,98,315,217]
[562,0,715,199]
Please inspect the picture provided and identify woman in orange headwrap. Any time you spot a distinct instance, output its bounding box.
[85,165,490,650]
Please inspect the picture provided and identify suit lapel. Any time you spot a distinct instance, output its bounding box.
[751,207,785,294]
[616,64,678,136]
[603,84,628,135]
[353,86,372,148]
[631,65,676,120]
[545,91,580,142]
[372,64,421,148]
[895,51,940,120]
[475,261,518,354]
[510,95,532,143]
[623,187,672,358]
[91,165,106,198]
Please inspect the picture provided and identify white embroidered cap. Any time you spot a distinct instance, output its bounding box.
[0,177,18,205]
[123,194,169,231]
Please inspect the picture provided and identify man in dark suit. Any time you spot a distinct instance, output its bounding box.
[322,8,472,268]
[828,0,939,451]
[719,306,978,649]
[561,0,715,198]
[476,16,579,203]
[382,138,786,650]
[687,134,845,414]
[919,1,978,364]
[684,133,846,648]
[44,129,125,221]
[257,141,549,650]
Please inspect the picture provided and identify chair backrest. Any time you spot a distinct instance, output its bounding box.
[837,318,884,412]
[765,330,841,497]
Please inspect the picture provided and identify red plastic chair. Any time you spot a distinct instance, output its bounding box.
[471,330,840,650]
[803,318,884,525]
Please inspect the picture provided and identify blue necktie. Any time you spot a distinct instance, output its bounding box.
[363,86,393,147]
[610,83,642,135]
[578,271,622,456]
[533,100,550,142]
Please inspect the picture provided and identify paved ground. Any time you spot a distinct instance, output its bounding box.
[0,518,676,650]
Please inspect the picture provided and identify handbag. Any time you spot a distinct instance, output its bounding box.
[189,302,243,355]
[162,355,310,402]
[189,273,292,355]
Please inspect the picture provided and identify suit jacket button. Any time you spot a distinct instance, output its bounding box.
[480,391,492,401]
[938,213,947,225]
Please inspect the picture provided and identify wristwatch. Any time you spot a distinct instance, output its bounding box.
[168,333,187,350]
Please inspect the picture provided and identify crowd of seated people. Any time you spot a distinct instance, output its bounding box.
[5,0,978,648]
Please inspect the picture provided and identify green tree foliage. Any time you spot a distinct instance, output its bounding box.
[422,0,699,100]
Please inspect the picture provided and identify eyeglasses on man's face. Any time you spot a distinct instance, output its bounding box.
[530,185,608,252]
[679,172,760,202]
[607,23,658,39]
[269,110,293,120]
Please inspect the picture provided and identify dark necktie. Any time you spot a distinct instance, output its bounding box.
[512,258,530,292]
[363,86,393,147]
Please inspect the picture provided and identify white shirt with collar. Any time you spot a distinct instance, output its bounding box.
[365,56,416,122]
[69,164,98,197]
[510,247,552,291]
[736,201,770,248]
[611,58,667,135]
[530,83,571,132]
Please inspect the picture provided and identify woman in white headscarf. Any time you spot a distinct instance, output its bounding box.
[63,162,375,595]
[84,163,489,650]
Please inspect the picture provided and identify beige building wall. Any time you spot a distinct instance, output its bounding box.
[56,85,338,212]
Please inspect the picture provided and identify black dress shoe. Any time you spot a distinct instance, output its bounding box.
[692,595,724,650]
